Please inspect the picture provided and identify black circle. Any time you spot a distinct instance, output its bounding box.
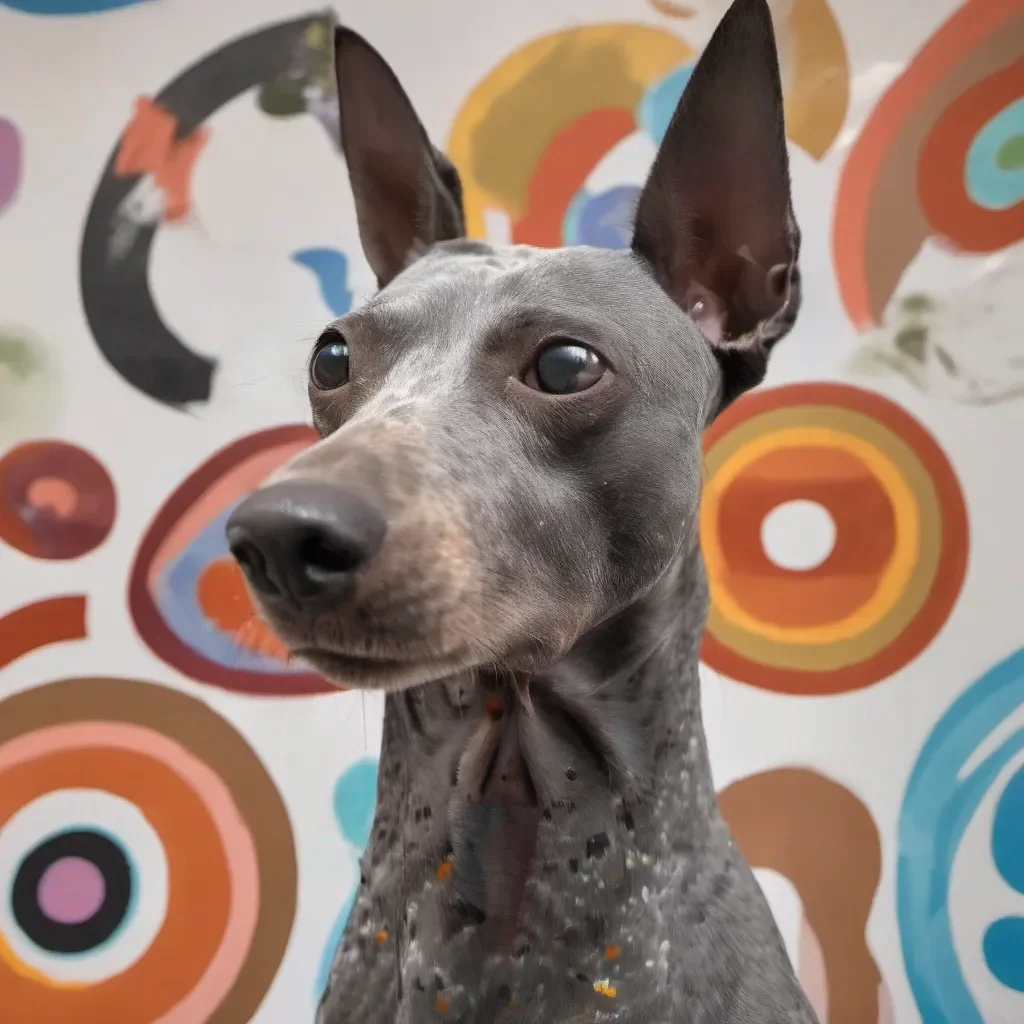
[534,343,605,395]
[311,337,350,390]
[12,830,132,954]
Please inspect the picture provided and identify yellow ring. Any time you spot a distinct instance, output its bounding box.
[702,426,918,645]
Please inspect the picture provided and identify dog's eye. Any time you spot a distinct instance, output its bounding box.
[311,333,350,390]
[530,341,605,395]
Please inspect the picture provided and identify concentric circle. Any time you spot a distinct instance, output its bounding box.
[700,383,968,694]
[29,841,120,931]
[833,0,1024,328]
[918,60,1024,252]
[0,789,168,988]
[0,441,116,559]
[0,678,296,1021]
[128,424,330,695]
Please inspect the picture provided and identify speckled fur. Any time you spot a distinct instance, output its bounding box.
[241,2,820,1020]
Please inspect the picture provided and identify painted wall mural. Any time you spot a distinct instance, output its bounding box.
[834,0,1024,405]
[0,441,116,560]
[80,12,337,410]
[314,757,379,1006]
[898,648,1024,1023]
[128,423,329,695]
[700,382,968,695]
[0,597,88,672]
[0,1,1020,1022]
[719,768,892,1024]
[0,678,297,1022]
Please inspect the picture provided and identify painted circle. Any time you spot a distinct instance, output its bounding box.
[918,60,1024,252]
[129,424,333,695]
[37,856,107,925]
[700,383,968,694]
[760,500,837,572]
[965,97,1024,211]
[15,834,128,951]
[0,678,296,1021]
[832,0,1024,327]
[0,441,116,559]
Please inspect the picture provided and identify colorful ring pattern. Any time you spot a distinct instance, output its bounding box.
[0,441,116,560]
[700,383,968,694]
[129,424,333,696]
[898,648,1024,1021]
[0,678,296,1022]
[833,0,1024,328]
[448,2,849,247]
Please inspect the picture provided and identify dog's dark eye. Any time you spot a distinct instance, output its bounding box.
[311,333,350,390]
[530,342,605,395]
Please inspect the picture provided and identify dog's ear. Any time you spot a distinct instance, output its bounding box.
[333,27,465,289]
[631,0,800,409]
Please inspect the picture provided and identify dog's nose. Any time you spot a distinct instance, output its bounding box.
[225,481,386,608]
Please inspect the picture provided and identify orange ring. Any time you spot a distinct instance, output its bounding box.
[0,679,296,1024]
[0,747,228,1020]
[700,384,968,695]
[917,58,1024,252]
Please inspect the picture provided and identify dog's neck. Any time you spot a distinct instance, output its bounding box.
[319,539,739,1023]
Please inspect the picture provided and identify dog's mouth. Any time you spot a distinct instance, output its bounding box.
[294,646,406,673]
[292,644,471,690]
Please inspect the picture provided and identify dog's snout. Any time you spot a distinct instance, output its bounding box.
[225,481,386,609]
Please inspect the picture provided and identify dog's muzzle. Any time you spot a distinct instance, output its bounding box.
[226,481,387,611]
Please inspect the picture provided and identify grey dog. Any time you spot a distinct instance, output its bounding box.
[226,0,816,1020]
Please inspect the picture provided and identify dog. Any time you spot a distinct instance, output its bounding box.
[226,0,814,1020]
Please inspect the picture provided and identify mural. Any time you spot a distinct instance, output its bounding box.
[0,441,116,560]
[0,597,87,671]
[720,768,892,1024]
[314,758,379,1005]
[898,648,1024,1022]
[447,0,849,248]
[0,678,297,1022]
[700,382,968,694]
[79,12,337,410]
[291,248,353,318]
[128,424,330,695]
[0,0,1020,1020]
[834,0,1024,404]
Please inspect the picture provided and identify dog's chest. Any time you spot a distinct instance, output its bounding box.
[319,796,783,1024]
[317,687,815,1024]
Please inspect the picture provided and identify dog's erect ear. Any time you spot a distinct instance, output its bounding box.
[631,0,800,408]
[333,27,465,289]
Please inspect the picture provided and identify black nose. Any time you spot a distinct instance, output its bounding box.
[225,481,386,608]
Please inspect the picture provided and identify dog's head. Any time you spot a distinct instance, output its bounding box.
[227,0,800,690]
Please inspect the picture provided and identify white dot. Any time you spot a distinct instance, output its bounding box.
[760,500,836,572]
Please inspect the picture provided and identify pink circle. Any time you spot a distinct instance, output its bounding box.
[37,856,105,924]
[27,477,79,518]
